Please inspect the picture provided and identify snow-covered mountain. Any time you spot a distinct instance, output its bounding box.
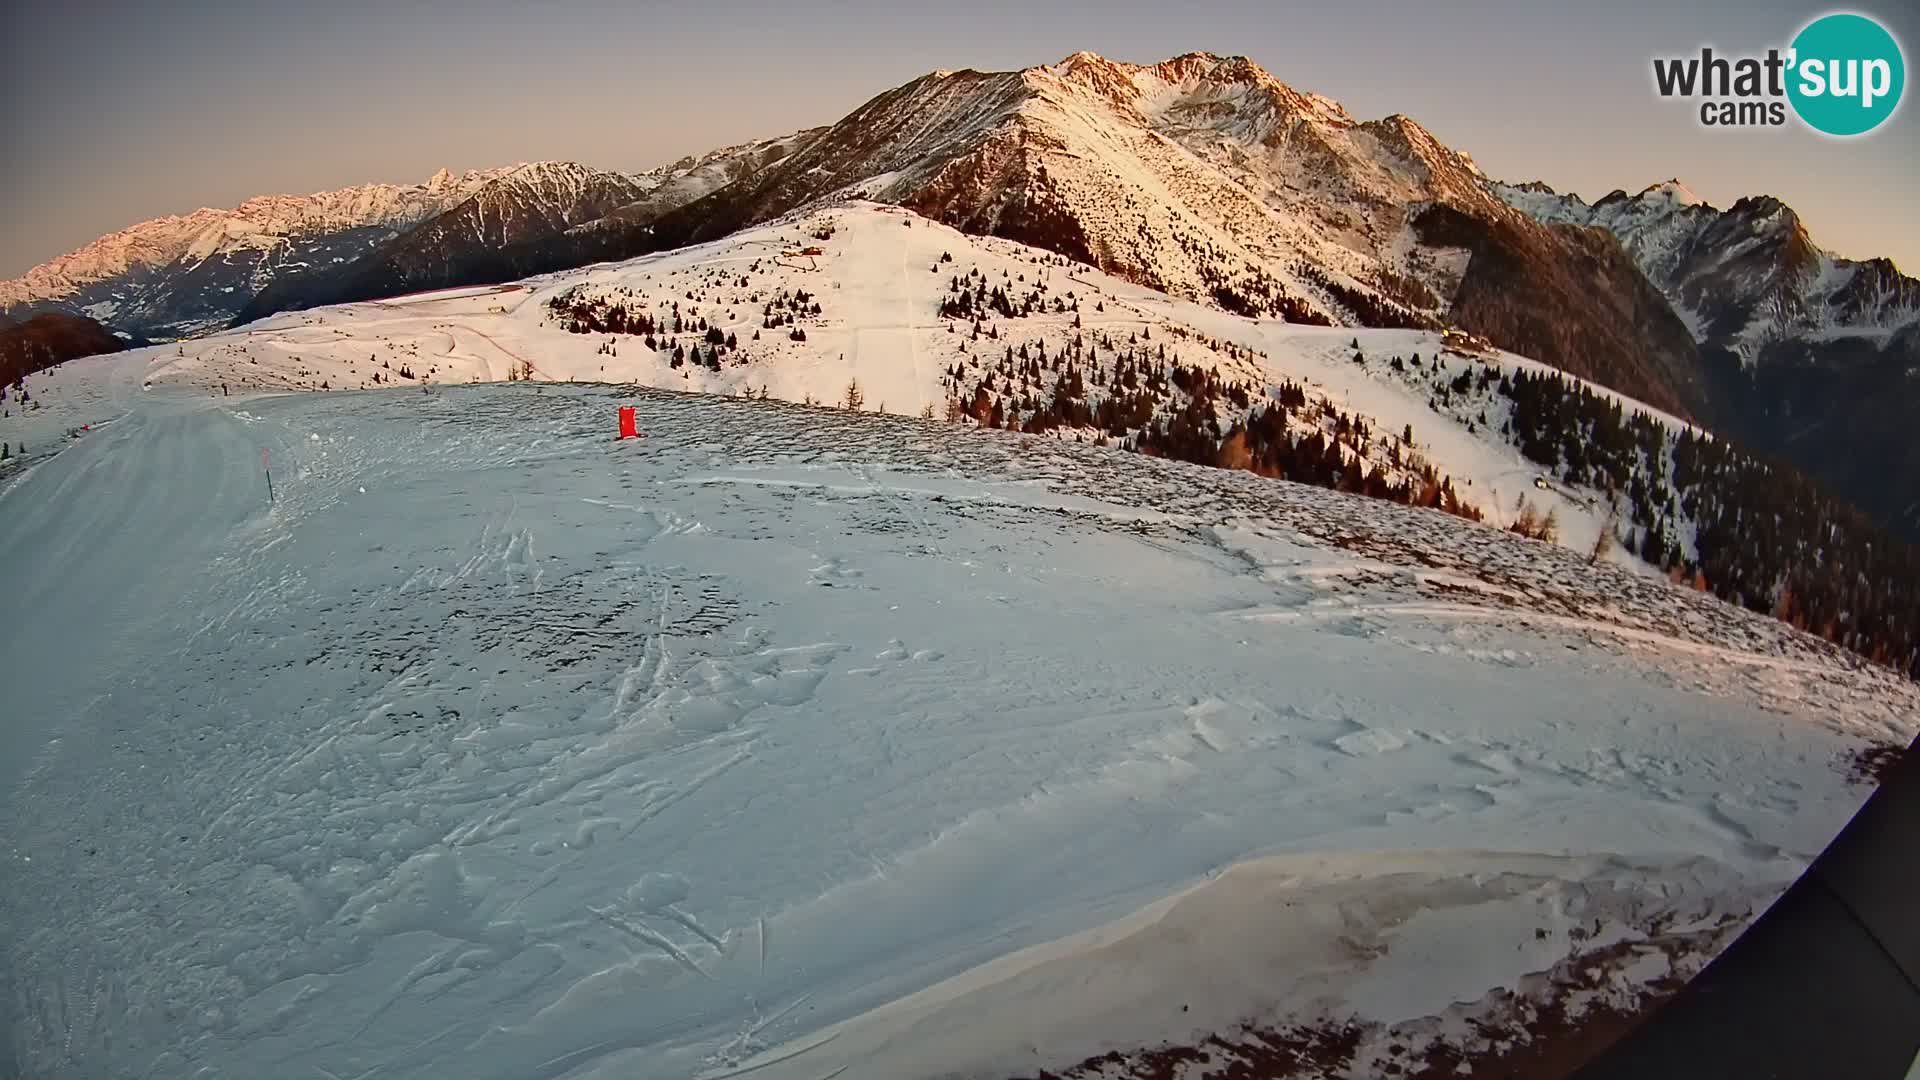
[239,134,821,320]
[357,52,1702,420]
[751,52,1707,415]
[1497,179,1920,540]
[1497,179,1920,360]
[590,129,828,231]
[4,134,820,343]
[638,51,1508,303]
[0,167,514,338]
[237,161,657,314]
[390,161,658,257]
[7,53,1720,424]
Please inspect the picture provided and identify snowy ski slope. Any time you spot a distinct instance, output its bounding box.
[2,349,1915,1077]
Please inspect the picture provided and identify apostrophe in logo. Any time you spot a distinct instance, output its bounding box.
[1787,12,1905,135]
[1651,11,1905,136]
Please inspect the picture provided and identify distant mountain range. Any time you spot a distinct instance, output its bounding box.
[0,134,818,341]
[0,167,512,338]
[4,50,1916,537]
[236,132,820,320]
[1497,179,1920,537]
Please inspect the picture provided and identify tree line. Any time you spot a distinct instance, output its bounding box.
[940,326,1483,525]
[1499,365,1920,677]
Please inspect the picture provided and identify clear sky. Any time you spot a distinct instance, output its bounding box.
[3,0,1915,278]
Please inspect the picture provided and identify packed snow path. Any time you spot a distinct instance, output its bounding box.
[2,378,1914,1079]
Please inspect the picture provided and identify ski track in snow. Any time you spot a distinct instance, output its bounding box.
[1,376,1915,1080]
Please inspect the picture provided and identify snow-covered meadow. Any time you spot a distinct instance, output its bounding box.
[2,350,1914,1077]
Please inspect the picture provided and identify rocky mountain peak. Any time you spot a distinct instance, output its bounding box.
[1036,49,1356,134]
[1637,178,1706,208]
[1143,51,1275,88]
[1041,50,1143,103]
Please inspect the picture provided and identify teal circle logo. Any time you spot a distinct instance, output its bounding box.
[1787,13,1905,136]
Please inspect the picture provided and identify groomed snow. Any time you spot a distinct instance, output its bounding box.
[3,353,1914,1078]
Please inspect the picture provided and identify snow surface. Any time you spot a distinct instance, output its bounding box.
[3,339,1915,1078]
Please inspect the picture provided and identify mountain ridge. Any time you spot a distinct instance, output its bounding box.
[1,165,518,291]
[0,166,516,338]
[1496,176,1920,538]
[2,133,820,341]
[233,131,821,321]
[1496,178,1920,354]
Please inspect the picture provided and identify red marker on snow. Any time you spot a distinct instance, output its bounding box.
[617,406,644,441]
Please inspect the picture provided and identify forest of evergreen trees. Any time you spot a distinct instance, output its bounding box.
[1293,262,1437,331]
[1162,228,1330,324]
[939,326,1482,526]
[1498,366,1920,677]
